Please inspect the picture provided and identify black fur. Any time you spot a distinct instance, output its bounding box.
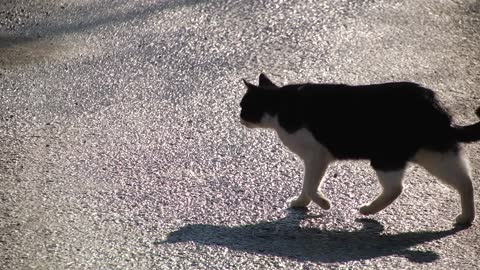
[240,74,480,171]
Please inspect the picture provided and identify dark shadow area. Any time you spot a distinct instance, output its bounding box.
[32,0,215,38]
[163,209,466,263]
[0,33,64,66]
[1,0,216,47]
[0,0,221,66]
[0,35,36,49]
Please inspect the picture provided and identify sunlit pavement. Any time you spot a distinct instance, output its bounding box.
[1,1,479,269]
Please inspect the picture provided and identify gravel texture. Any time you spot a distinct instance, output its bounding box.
[1,0,479,269]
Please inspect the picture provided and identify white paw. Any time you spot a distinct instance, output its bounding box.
[455,213,474,225]
[359,205,374,215]
[287,196,311,208]
[314,197,331,210]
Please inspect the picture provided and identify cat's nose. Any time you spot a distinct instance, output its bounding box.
[240,119,251,128]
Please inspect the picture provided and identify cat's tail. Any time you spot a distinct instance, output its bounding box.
[453,106,480,143]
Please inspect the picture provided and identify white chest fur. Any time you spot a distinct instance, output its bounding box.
[258,115,332,162]
[274,125,332,162]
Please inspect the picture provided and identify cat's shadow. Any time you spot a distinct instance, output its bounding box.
[163,209,466,263]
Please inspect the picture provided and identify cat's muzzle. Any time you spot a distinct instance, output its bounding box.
[240,119,253,128]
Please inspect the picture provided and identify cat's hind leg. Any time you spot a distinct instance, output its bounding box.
[414,149,475,225]
[359,169,405,215]
[288,157,331,210]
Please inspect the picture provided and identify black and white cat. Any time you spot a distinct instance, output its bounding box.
[240,74,480,225]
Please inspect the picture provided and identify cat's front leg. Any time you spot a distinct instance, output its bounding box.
[287,194,311,208]
[288,156,331,210]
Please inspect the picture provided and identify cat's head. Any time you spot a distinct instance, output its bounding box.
[240,73,278,129]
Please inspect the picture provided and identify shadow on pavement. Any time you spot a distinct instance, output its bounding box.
[0,0,217,66]
[163,209,466,263]
[28,0,215,38]
[0,34,64,66]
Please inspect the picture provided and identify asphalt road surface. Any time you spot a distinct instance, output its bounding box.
[1,0,480,269]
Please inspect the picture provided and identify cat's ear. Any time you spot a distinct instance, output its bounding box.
[242,79,258,92]
[258,73,277,88]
